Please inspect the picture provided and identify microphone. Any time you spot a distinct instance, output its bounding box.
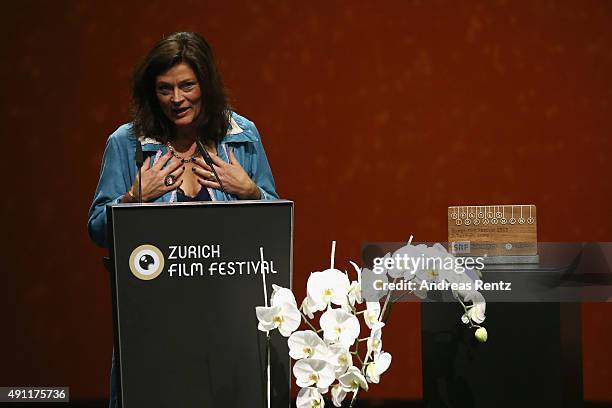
[195,137,229,198]
[134,140,144,203]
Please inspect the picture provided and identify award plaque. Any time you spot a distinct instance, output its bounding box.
[448,204,537,258]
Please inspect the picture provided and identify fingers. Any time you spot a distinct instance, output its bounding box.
[161,172,184,191]
[167,166,184,189]
[140,156,151,171]
[193,157,212,172]
[163,157,183,175]
[164,163,186,190]
[169,164,186,178]
[153,151,173,170]
[197,178,221,190]
[169,178,184,190]
[192,165,217,182]
[208,152,226,167]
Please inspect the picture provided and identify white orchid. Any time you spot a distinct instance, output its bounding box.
[373,252,396,277]
[400,243,488,331]
[412,243,450,282]
[464,291,486,323]
[301,296,316,319]
[320,308,360,348]
[255,241,476,408]
[339,366,369,392]
[361,267,389,302]
[296,387,325,408]
[270,284,298,306]
[326,343,353,376]
[367,352,392,384]
[389,244,425,279]
[330,383,347,407]
[256,285,301,337]
[365,351,392,384]
[289,330,330,360]
[347,261,364,307]
[293,358,336,390]
[307,269,351,311]
[454,287,486,324]
[367,321,385,355]
[364,301,381,329]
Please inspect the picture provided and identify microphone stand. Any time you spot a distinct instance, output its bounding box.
[195,138,230,200]
[135,140,144,204]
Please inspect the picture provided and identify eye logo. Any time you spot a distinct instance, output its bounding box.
[129,245,164,280]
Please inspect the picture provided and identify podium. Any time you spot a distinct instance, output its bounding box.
[106,200,293,408]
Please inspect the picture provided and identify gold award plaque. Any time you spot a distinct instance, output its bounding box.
[448,204,537,257]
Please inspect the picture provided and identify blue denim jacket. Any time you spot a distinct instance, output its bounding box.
[87,112,278,248]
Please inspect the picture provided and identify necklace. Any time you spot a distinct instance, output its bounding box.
[166,141,199,163]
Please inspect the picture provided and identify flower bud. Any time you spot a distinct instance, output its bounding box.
[475,327,488,343]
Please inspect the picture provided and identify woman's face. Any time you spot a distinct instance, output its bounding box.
[155,62,202,128]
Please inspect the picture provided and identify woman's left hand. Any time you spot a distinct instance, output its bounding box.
[193,148,261,199]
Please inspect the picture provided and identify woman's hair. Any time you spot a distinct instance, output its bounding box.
[131,32,230,144]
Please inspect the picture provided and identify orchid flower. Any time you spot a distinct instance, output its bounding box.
[367,321,385,356]
[330,383,347,407]
[319,308,360,348]
[289,330,330,360]
[365,351,392,384]
[296,387,325,408]
[361,267,389,302]
[307,269,351,311]
[347,261,364,307]
[339,366,369,392]
[412,244,449,282]
[388,244,425,279]
[256,285,301,337]
[464,291,486,323]
[293,358,336,390]
[301,296,316,319]
[364,301,381,329]
[326,343,353,376]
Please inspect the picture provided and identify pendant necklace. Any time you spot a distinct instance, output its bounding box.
[166,141,199,163]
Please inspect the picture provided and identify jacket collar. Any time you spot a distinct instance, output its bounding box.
[138,115,255,151]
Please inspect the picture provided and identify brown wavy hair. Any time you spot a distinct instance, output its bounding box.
[131,32,230,144]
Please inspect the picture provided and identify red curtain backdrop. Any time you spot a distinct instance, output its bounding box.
[4,0,611,401]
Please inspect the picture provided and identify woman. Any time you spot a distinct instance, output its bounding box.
[87,32,278,406]
[88,31,278,248]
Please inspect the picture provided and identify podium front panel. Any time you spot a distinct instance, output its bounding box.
[108,200,293,408]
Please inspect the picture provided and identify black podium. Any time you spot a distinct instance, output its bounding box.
[106,200,293,408]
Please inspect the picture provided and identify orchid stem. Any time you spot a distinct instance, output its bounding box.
[457,298,478,328]
[349,389,360,408]
[300,311,319,333]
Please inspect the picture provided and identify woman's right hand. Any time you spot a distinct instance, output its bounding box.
[124,151,185,202]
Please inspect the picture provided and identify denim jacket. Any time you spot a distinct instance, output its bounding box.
[87,112,278,248]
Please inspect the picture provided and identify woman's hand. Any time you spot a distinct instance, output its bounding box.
[192,148,261,199]
[124,151,185,202]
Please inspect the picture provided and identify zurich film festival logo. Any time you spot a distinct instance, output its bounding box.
[129,245,165,280]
